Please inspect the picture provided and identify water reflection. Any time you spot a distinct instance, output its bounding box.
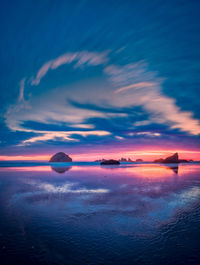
[0,163,200,264]
[166,164,179,174]
[51,166,71,173]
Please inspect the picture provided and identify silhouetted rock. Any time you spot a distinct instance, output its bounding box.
[153,152,189,164]
[119,157,127,162]
[136,159,143,162]
[154,158,164,163]
[49,152,72,162]
[95,159,106,162]
[118,157,134,162]
[100,159,120,165]
[163,153,179,163]
[178,159,189,163]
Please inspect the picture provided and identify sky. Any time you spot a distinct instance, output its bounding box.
[0,0,200,161]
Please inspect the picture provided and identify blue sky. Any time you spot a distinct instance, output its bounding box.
[1,0,200,159]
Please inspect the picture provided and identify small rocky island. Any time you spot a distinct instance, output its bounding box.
[100,159,120,165]
[154,152,189,164]
[119,157,134,162]
[49,152,72,162]
[96,157,133,163]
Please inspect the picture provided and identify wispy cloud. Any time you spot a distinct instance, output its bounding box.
[31,51,108,85]
[115,81,157,93]
[21,129,110,145]
[4,50,200,147]
[128,132,161,137]
[18,78,26,102]
[105,63,200,135]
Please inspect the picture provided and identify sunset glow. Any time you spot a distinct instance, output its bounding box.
[0,149,200,162]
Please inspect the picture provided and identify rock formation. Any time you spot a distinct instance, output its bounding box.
[119,157,127,162]
[154,158,164,163]
[163,152,179,163]
[95,159,106,162]
[100,159,120,165]
[119,157,134,162]
[178,159,189,163]
[49,152,72,162]
[154,152,189,164]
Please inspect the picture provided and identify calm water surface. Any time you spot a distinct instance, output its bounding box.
[0,163,200,265]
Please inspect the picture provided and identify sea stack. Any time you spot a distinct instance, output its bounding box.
[163,152,179,163]
[100,159,120,165]
[154,152,181,163]
[49,152,72,162]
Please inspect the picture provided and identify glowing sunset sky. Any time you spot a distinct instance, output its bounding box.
[0,0,200,161]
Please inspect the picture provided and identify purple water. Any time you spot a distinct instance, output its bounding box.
[0,163,200,265]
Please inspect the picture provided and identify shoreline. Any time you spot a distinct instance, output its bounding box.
[0,160,200,168]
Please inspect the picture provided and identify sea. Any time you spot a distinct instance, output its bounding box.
[0,161,200,265]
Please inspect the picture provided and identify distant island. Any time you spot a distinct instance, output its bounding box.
[154,152,189,164]
[95,157,134,163]
[49,152,72,162]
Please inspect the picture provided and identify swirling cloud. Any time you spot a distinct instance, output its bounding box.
[4,50,200,147]
[105,63,200,135]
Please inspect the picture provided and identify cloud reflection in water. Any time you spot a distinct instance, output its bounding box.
[1,163,200,238]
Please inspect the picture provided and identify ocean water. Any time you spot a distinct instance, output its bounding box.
[0,162,200,265]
